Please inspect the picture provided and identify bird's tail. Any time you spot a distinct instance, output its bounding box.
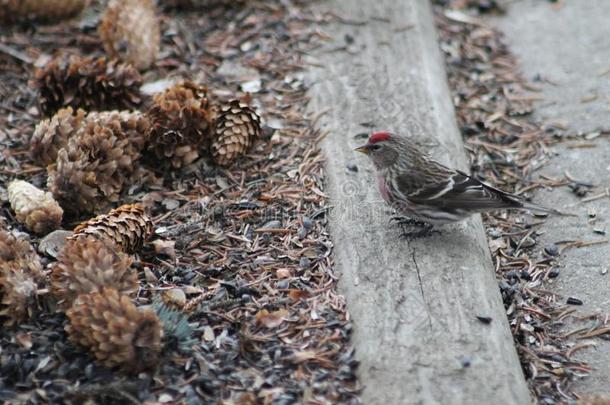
[519,201,577,217]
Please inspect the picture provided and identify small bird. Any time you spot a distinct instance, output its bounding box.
[355,131,567,237]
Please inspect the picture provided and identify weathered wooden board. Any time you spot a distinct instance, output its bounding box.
[306,0,530,403]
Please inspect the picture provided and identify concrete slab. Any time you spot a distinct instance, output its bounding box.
[489,0,610,395]
[534,140,610,396]
[492,0,610,134]
[306,1,530,403]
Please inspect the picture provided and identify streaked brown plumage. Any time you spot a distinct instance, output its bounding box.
[356,131,567,230]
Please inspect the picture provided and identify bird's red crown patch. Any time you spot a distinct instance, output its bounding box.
[369,131,391,144]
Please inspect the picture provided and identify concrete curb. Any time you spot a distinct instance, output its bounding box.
[306,1,530,403]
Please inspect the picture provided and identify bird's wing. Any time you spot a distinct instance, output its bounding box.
[400,169,520,210]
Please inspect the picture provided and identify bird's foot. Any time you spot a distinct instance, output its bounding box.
[398,222,440,240]
[390,216,429,227]
[400,227,440,240]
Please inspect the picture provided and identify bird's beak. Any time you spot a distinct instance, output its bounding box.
[354,144,370,155]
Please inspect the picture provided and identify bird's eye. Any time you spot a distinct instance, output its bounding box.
[370,144,381,151]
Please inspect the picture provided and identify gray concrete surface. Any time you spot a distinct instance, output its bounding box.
[490,0,610,395]
[306,1,530,403]
[493,0,610,134]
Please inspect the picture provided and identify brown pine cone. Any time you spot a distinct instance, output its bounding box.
[70,204,154,254]
[99,0,160,70]
[0,266,38,326]
[84,110,150,152]
[0,229,43,326]
[0,0,88,23]
[146,81,212,169]
[66,288,162,372]
[34,55,142,117]
[0,229,43,277]
[8,180,63,235]
[210,100,261,166]
[31,107,87,166]
[47,111,150,216]
[51,236,137,309]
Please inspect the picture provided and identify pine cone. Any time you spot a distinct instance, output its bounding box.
[85,110,150,152]
[47,111,150,216]
[146,81,212,169]
[0,229,43,276]
[8,180,63,235]
[0,229,42,326]
[51,236,137,309]
[0,0,88,23]
[66,288,162,372]
[99,0,160,70]
[31,107,87,166]
[34,55,142,117]
[0,266,38,326]
[70,204,153,254]
[210,100,261,166]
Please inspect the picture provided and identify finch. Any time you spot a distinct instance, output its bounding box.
[355,131,566,235]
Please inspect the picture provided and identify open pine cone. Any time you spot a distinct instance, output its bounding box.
[146,81,212,169]
[47,111,150,216]
[70,204,153,254]
[51,236,137,309]
[0,266,38,327]
[8,180,63,235]
[84,110,150,152]
[0,230,43,326]
[66,288,162,372]
[34,55,142,117]
[99,0,160,70]
[0,0,88,23]
[0,229,43,276]
[31,107,87,166]
[210,100,261,166]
